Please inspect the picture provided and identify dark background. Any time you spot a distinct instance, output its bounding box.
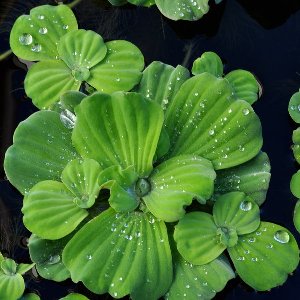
[1,0,300,299]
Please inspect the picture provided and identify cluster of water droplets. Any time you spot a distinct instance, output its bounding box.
[173,0,209,20]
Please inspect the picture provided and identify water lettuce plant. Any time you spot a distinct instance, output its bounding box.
[107,0,224,21]
[2,3,299,299]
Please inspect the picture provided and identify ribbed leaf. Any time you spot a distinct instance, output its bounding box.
[289,91,300,123]
[135,61,190,110]
[0,273,25,300]
[292,128,300,163]
[60,294,89,300]
[155,0,210,21]
[215,152,271,205]
[155,128,170,160]
[290,171,300,198]
[166,253,235,300]
[16,263,35,275]
[87,41,144,93]
[293,201,300,233]
[10,4,78,61]
[4,111,79,195]
[72,92,163,176]
[25,60,81,109]
[192,52,223,77]
[213,192,260,236]
[165,73,263,170]
[28,234,71,281]
[174,212,226,265]
[225,70,260,105]
[63,208,172,299]
[143,155,216,222]
[22,180,88,239]
[228,222,299,291]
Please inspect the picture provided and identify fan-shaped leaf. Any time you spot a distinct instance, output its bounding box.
[292,127,300,163]
[87,41,144,93]
[23,180,88,239]
[155,0,210,21]
[214,152,270,205]
[289,92,300,123]
[228,222,299,291]
[225,70,260,105]
[10,4,78,61]
[213,192,260,236]
[72,92,163,176]
[135,61,190,110]
[25,60,81,109]
[0,273,25,300]
[166,253,234,300]
[60,294,89,300]
[174,212,226,265]
[28,234,71,281]
[192,52,223,78]
[4,111,79,195]
[63,208,172,299]
[294,200,300,233]
[165,73,263,170]
[143,155,216,222]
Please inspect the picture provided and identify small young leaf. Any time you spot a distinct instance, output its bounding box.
[59,91,86,113]
[16,263,35,275]
[60,294,89,300]
[292,127,300,163]
[228,222,299,291]
[128,0,155,6]
[293,200,300,233]
[10,4,78,61]
[289,91,300,123]
[290,170,300,198]
[20,293,41,300]
[192,52,223,77]
[108,0,128,5]
[0,273,25,300]
[174,212,226,265]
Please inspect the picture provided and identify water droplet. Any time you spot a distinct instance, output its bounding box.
[87,254,92,260]
[19,33,33,45]
[242,108,250,116]
[63,24,69,30]
[251,257,258,262]
[31,43,42,52]
[274,230,290,244]
[240,201,252,211]
[48,255,60,265]
[39,27,48,34]
[60,110,76,129]
[209,129,215,136]
[248,237,256,243]
[38,15,45,20]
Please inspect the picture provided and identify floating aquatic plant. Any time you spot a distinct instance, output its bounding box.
[2,3,299,299]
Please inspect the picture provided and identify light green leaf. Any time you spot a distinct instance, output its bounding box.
[63,208,172,299]
[155,128,170,160]
[128,0,155,6]
[10,4,78,61]
[143,155,216,222]
[24,60,81,109]
[225,70,260,105]
[290,170,300,198]
[167,253,235,300]
[0,273,25,300]
[1,258,17,275]
[174,212,226,265]
[165,73,263,170]
[28,234,71,281]
[16,263,35,275]
[58,29,107,72]
[135,61,190,110]
[228,222,299,291]
[0,253,4,262]
[60,294,89,300]
[87,40,144,93]
[214,152,271,206]
[22,180,88,239]
[192,52,223,78]
[292,127,300,163]
[59,91,86,113]
[155,0,210,21]
[73,92,163,176]
[293,200,300,233]
[213,192,260,236]
[20,293,41,300]
[4,111,79,195]
[61,158,102,209]
[289,92,300,123]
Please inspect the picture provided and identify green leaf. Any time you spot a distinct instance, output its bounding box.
[293,200,300,233]
[167,253,235,300]
[63,209,172,299]
[28,234,71,281]
[87,40,144,93]
[174,212,226,265]
[128,0,155,6]
[0,273,25,300]
[4,111,79,195]
[0,253,4,263]
[20,293,41,300]
[24,60,81,109]
[58,29,107,72]
[108,0,128,5]
[16,263,35,275]
[61,158,102,209]
[59,91,86,113]
[165,73,263,170]
[135,61,190,110]
[289,91,300,123]
[10,4,78,61]
[22,180,88,239]
[292,127,300,163]
[60,294,89,300]
[290,170,300,198]
[213,192,260,236]
[155,127,170,160]
[73,92,163,176]
[192,52,223,77]
[155,0,210,21]
[228,222,299,291]
[214,152,271,205]
[1,258,17,275]
[143,155,216,222]
[225,70,260,105]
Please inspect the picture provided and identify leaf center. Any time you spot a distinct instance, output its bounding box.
[72,67,90,81]
[217,227,238,247]
[135,178,151,197]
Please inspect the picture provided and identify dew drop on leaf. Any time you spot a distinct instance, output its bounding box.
[48,255,60,265]
[31,43,42,53]
[242,108,250,116]
[39,27,48,34]
[274,230,290,244]
[19,33,33,45]
[60,109,76,129]
[63,24,69,30]
[240,200,252,211]
[37,15,45,20]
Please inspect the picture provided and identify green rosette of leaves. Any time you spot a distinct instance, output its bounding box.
[107,0,224,21]
[0,253,35,300]
[9,4,144,109]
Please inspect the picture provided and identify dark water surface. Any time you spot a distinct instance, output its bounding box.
[1,0,300,299]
